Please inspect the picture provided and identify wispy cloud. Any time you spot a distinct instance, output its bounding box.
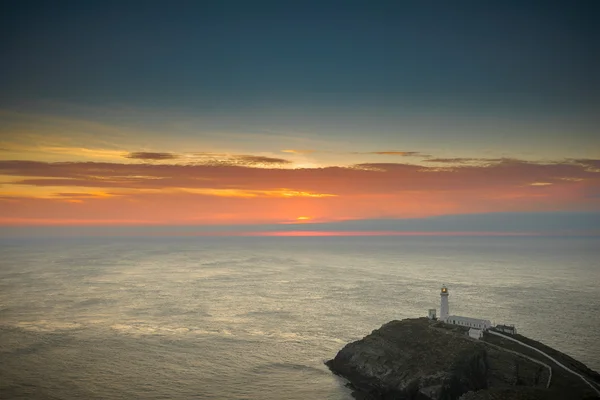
[425,157,481,163]
[281,149,427,157]
[364,151,425,156]
[185,153,293,167]
[233,155,292,166]
[281,149,316,154]
[350,151,428,157]
[110,151,293,166]
[424,157,524,165]
[177,188,335,198]
[0,142,128,161]
[570,159,600,172]
[125,152,179,160]
[530,182,553,186]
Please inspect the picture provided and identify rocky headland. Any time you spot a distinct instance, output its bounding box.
[326,318,600,400]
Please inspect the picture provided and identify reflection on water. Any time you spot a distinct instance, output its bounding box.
[1,236,599,399]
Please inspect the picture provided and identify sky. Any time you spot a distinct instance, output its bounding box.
[0,1,599,234]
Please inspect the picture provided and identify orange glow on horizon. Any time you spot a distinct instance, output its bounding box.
[0,229,557,237]
[250,231,544,237]
[0,149,598,227]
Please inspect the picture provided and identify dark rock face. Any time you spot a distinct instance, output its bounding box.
[326,318,597,400]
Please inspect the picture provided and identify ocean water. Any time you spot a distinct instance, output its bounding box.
[0,236,599,399]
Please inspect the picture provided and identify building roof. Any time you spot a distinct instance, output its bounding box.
[447,315,491,324]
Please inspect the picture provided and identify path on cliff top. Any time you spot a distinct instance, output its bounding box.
[483,339,552,389]
[488,331,600,396]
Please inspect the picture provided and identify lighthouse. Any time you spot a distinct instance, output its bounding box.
[426,285,496,334]
[440,285,449,321]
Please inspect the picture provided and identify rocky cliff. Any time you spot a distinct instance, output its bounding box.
[326,318,599,400]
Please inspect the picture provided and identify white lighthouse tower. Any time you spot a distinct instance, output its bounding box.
[440,285,449,321]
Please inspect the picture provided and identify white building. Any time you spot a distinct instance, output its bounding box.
[437,286,492,330]
[446,315,492,330]
[468,328,484,340]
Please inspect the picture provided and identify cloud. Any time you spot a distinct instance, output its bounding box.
[530,182,553,186]
[570,159,600,172]
[283,149,426,157]
[120,151,293,166]
[54,192,116,198]
[125,152,179,160]
[371,151,422,156]
[281,149,316,154]
[180,152,293,167]
[571,159,600,166]
[424,157,519,164]
[159,188,335,198]
[1,158,598,225]
[1,158,598,193]
[233,155,292,165]
[0,142,128,161]
[357,151,426,157]
[426,158,480,163]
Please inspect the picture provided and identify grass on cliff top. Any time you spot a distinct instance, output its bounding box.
[482,332,599,399]
[366,318,488,378]
[491,330,600,386]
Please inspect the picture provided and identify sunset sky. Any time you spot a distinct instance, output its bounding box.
[1,1,599,234]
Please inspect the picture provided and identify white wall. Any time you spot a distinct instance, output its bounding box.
[447,315,492,330]
[440,294,449,321]
[469,328,483,339]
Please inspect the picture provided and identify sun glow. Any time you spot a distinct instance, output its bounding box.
[296,216,311,221]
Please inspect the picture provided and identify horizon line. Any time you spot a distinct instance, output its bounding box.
[1,230,598,238]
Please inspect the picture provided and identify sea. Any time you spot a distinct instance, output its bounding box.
[0,235,599,399]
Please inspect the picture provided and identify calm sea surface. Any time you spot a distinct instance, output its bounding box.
[1,236,599,399]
